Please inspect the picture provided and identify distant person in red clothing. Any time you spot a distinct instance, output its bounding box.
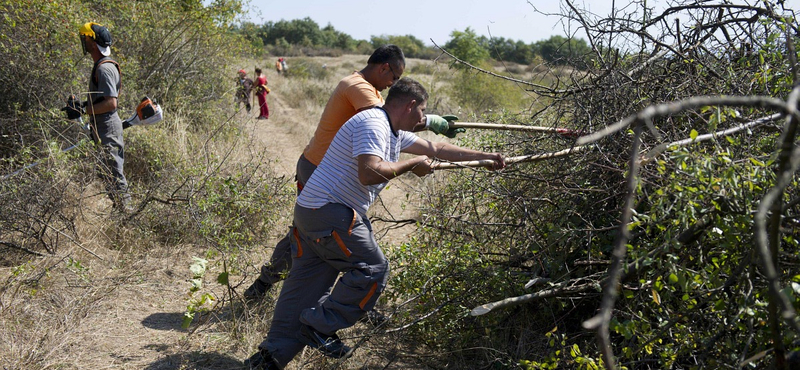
[254,68,269,120]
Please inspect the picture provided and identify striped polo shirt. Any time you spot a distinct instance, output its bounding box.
[297,107,419,216]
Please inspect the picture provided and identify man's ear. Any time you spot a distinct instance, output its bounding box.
[405,99,417,112]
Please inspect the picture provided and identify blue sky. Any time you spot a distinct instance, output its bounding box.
[245,0,800,46]
[245,0,609,44]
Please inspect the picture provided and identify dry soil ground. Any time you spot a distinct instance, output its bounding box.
[0,55,431,370]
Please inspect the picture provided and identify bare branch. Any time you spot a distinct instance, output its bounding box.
[583,121,644,369]
[640,113,783,164]
[433,146,592,170]
[755,87,800,358]
[431,39,573,95]
[0,240,46,257]
[578,96,791,145]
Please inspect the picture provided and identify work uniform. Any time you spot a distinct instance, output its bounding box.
[262,107,419,366]
[236,76,253,112]
[89,56,129,207]
[254,72,384,287]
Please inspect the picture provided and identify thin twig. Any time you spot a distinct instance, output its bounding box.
[0,241,46,257]
[431,39,568,94]
[23,211,103,260]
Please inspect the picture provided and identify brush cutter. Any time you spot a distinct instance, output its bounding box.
[121,96,163,129]
[1,96,165,180]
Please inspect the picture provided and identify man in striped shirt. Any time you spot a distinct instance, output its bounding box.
[243,45,406,301]
[247,78,504,369]
[245,45,465,302]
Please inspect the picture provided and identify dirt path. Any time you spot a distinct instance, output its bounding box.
[1,62,424,370]
[240,72,419,245]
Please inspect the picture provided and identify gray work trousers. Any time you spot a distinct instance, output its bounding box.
[256,154,317,285]
[262,203,389,367]
[91,112,129,205]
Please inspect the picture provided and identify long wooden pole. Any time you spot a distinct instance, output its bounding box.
[432,145,592,170]
[451,122,584,136]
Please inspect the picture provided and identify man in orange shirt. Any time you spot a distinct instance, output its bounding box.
[244,45,465,301]
[244,45,403,301]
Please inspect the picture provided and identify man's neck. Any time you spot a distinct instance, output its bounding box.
[360,64,381,87]
[90,49,103,63]
[381,104,403,132]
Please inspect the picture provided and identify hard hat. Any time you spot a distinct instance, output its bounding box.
[79,22,112,56]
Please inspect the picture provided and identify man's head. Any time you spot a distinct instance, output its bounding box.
[79,22,112,57]
[238,69,247,78]
[365,45,405,91]
[385,78,428,131]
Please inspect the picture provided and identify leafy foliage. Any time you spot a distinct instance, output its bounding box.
[443,27,491,68]
[388,1,800,369]
[370,34,439,59]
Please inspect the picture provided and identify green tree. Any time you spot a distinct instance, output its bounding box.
[443,27,490,68]
[261,17,323,46]
[535,35,592,69]
[370,34,433,59]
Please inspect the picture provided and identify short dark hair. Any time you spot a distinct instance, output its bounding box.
[255,68,262,74]
[386,77,428,106]
[368,45,405,67]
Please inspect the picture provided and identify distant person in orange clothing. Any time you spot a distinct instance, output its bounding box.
[275,58,283,75]
[254,68,269,120]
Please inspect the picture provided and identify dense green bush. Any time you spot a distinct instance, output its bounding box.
[388,2,800,369]
[449,66,528,114]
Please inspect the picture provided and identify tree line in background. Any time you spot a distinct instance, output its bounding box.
[234,17,592,68]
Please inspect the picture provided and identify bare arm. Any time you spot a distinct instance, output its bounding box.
[358,154,432,185]
[86,97,118,116]
[404,138,506,170]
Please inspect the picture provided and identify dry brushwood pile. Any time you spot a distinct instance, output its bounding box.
[391,1,800,369]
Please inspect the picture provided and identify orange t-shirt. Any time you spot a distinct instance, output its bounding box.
[303,72,384,165]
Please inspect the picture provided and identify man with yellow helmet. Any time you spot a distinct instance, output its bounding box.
[79,22,131,211]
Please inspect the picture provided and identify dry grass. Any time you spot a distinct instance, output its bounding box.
[0,53,549,369]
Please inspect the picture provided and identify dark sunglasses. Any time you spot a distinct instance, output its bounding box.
[387,64,400,81]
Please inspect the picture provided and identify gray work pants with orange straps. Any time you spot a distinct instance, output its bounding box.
[261,202,389,367]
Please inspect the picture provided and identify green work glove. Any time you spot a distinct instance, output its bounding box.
[426,114,466,138]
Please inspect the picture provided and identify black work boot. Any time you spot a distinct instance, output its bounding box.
[244,349,281,370]
[243,279,271,301]
[298,323,353,359]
